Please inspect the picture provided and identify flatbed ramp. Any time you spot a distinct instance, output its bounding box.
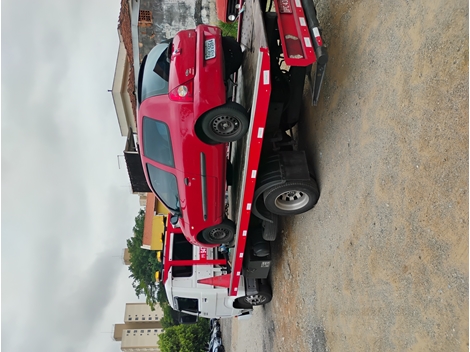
[228,0,272,297]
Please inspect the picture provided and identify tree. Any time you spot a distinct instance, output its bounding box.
[157,281,169,305]
[126,209,162,309]
[157,319,211,352]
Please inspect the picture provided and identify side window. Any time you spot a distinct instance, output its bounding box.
[146,164,180,212]
[143,118,174,167]
[171,234,193,277]
[176,297,199,313]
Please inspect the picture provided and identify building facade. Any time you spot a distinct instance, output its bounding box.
[114,303,164,352]
[137,0,218,62]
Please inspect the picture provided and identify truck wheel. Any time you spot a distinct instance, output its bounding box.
[262,216,278,241]
[233,298,253,309]
[201,102,249,143]
[263,179,319,216]
[202,219,236,244]
[242,284,272,306]
[222,36,243,78]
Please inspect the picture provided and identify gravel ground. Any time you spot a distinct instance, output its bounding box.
[221,0,468,351]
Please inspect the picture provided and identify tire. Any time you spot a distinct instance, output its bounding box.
[222,36,243,78]
[262,216,278,241]
[233,297,253,309]
[242,284,272,306]
[202,219,236,244]
[200,102,249,143]
[263,179,319,216]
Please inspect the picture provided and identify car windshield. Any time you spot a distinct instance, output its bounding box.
[138,42,170,103]
[146,164,180,212]
[143,117,175,167]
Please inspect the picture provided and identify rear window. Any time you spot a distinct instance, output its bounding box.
[137,43,171,103]
[143,117,174,167]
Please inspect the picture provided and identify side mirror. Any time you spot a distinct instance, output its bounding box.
[170,214,179,225]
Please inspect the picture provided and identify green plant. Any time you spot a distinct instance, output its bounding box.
[217,20,239,38]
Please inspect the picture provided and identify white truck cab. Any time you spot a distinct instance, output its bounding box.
[160,218,254,319]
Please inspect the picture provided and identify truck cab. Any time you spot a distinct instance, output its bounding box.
[160,217,254,319]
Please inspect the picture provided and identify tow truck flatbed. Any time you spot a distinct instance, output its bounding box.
[212,0,327,297]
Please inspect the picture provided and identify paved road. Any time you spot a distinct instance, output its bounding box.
[222,0,468,351]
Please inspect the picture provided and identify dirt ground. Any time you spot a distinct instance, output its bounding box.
[221,0,468,351]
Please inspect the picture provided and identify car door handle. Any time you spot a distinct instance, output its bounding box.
[184,178,190,185]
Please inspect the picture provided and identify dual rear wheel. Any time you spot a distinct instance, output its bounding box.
[263,179,320,216]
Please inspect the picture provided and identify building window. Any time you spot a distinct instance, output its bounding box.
[127,330,131,333]
[149,317,152,320]
[142,317,145,320]
[141,330,144,333]
[135,317,139,320]
[148,330,151,332]
[154,329,158,332]
[128,317,132,321]
[139,10,152,21]
[134,330,137,333]
[138,10,152,27]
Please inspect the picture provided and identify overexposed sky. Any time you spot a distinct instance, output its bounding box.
[2,0,145,350]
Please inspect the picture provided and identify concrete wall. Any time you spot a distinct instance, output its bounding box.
[137,0,218,62]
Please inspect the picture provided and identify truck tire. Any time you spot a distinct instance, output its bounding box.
[262,215,279,241]
[222,36,243,78]
[202,219,236,244]
[201,102,249,143]
[242,283,272,306]
[263,179,319,216]
[233,298,253,309]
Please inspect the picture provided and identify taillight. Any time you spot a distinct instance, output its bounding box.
[169,80,194,102]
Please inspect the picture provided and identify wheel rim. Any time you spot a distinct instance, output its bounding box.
[211,115,240,137]
[210,227,230,240]
[274,190,309,211]
[244,294,267,305]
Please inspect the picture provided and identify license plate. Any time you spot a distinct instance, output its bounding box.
[204,39,216,60]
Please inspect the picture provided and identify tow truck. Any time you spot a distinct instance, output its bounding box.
[222,0,327,298]
[159,0,327,317]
